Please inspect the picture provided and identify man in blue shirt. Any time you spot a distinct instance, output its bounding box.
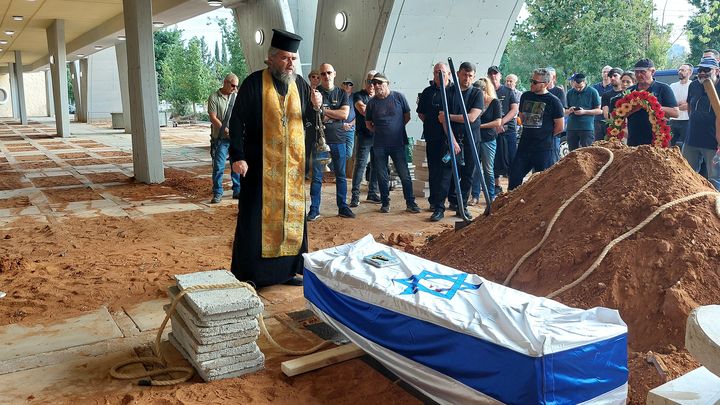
[565,73,602,151]
[365,73,421,214]
[682,57,720,190]
[626,58,679,146]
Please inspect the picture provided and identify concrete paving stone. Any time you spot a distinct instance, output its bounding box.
[170,313,260,346]
[686,305,720,377]
[0,348,142,404]
[166,286,262,333]
[170,334,264,382]
[167,285,262,327]
[175,270,262,316]
[134,203,203,215]
[122,299,169,332]
[647,366,720,404]
[164,304,257,339]
[169,333,260,369]
[0,307,123,362]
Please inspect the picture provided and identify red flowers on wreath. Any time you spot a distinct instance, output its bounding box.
[605,90,671,148]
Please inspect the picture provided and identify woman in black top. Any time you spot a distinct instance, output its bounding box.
[469,77,503,204]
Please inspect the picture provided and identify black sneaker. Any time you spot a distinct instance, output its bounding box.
[339,206,356,218]
[495,185,503,195]
[448,203,458,211]
[406,202,421,213]
[232,191,240,199]
[457,209,473,220]
[430,209,444,222]
[366,194,382,203]
[350,196,360,207]
[282,276,303,286]
[380,204,390,213]
[308,210,321,221]
[210,194,222,204]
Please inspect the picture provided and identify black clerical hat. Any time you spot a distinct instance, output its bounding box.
[271,29,302,53]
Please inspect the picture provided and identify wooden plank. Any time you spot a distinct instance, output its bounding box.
[281,343,365,377]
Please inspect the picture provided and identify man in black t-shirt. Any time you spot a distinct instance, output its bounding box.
[417,62,465,222]
[601,68,625,135]
[626,59,679,146]
[349,70,380,207]
[308,63,354,220]
[509,68,565,190]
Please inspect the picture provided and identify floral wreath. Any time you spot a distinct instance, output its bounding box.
[605,90,671,147]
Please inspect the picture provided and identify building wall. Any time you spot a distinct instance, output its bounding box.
[0,71,49,118]
[87,47,122,121]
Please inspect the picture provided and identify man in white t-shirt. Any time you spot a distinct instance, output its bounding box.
[669,63,692,148]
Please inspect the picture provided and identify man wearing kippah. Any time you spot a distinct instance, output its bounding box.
[682,57,720,190]
[228,29,322,287]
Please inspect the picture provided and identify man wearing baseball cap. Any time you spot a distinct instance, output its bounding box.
[682,57,720,189]
[626,58,679,146]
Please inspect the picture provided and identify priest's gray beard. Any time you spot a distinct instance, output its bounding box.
[270,66,296,85]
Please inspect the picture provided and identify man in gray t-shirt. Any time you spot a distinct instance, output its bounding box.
[207,73,241,203]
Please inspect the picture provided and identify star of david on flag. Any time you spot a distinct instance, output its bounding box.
[393,270,482,299]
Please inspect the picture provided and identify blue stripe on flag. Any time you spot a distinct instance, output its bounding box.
[304,270,627,404]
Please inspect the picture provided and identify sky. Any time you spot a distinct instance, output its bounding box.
[172,1,696,53]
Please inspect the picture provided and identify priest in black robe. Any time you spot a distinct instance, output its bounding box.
[228,29,322,287]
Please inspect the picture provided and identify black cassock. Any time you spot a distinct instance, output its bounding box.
[228,70,315,287]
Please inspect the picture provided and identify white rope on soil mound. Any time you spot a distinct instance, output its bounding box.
[547,191,720,298]
[502,146,720,300]
[503,147,615,286]
[110,281,332,386]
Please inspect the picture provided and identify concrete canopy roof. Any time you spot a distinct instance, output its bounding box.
[0,0,221,71]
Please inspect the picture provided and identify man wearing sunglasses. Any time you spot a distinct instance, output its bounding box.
[208,73,241,204]
[682,57,720,190]
[508,68,565,190]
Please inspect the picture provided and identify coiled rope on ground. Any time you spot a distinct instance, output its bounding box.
[110,281,332,386]
[502,146,720,299]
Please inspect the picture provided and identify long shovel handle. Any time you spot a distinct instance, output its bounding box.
[448,57,492,215]
[438,71,469,222]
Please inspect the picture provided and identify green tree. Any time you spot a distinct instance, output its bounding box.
[160,37,215,116]
[500,0,671,86]
[216,16,248,81]
[154,29,184,100]
[685,0,720,63]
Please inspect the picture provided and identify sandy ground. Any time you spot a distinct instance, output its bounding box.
[1,124,715,403]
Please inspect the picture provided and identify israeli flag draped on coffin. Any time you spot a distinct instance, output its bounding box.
[303,235,628,405]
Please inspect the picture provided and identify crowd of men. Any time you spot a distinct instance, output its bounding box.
[210,28,720,288]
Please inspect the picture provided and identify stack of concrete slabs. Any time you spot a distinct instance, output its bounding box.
[167,270,265,381]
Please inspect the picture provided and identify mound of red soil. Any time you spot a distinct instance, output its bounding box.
[419,142,719,402]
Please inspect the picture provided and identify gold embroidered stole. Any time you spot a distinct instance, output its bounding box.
[261,69,306,258]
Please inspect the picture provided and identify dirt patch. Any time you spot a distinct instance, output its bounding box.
[84,172,133,184]
[15,161,60,170]
[0,136,24,142]
[44,144,75,150]
[418,142,720,403]
[162,168,210,200]
[95,151,132,158]
[0,173,29,190]
[13,154,49,162]
[65,158,108,166]
[42,187,104,203]
[56,152,92,159]
[30,176,84,188]
[0,196,31,209]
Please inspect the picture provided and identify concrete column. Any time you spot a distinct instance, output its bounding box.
[13,51,28,125]
[46,19,70,137]
[79,58,90,123]
[8,62,19,119]
[114,42,132,133]
[123,0,163,183]
[69,61,82,122]
[45,69,54,117]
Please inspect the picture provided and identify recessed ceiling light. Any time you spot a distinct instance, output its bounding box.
[208,0,223,6]
[117,35,126,41]
[12,16,24,21]
[152,21,164,28]
[77,54,85,57]
[94,45,103,49]
[0,40,7,45]
[4,31,15,36]
[0,49,3,52]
